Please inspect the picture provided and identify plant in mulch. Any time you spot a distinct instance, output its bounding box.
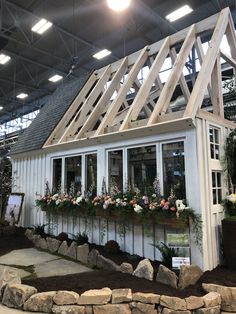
[151,242,179,269]
[104,240,120,254]
[32,223,49,237]
[57,232,69,242]
[72,231,88,245]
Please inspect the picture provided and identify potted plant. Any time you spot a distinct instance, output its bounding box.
[222,129,236,270]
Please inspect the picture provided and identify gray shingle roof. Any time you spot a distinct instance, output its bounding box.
[11,74,90,155]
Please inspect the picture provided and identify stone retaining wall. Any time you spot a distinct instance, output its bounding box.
[0,229,233,313]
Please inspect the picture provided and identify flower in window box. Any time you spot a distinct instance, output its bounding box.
[134,204,142,214]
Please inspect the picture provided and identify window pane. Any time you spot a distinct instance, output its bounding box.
[108,150,123,191]
[215,144,219,160]
[213,189,217,204]
[52,158,62,193]
[209,127,213,143]
[218,189,222,203]
[214,128,219,144]
[128,145,156,194]
[86,154,97,194]
[212,172,216,188]
[210,144,214,159]
[162,142,185,199]
[65,156,82,194]
[217,172,221,188]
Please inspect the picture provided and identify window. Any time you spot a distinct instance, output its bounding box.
[52,158,62,193]
[128,145,156,193]
[85,153,97,194]
[65,156,82,194]
[209,127,220,159]
[108,150,123,191]
[212,171,222,205]
[162,141,185,199]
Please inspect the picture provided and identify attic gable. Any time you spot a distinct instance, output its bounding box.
[44,8,236,148]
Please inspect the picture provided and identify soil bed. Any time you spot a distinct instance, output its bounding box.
[1,228,236,298]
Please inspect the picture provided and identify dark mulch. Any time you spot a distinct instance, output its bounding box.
[1,228,236,298]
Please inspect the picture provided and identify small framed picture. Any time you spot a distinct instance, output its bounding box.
[5,193,25,224]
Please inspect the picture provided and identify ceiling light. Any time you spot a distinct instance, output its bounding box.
[16,93,28,99]
[48,74,63,82]
[0,54,11,65]
[0,106,3,110]
[93,49,112,60]
[31,18,52,34]
[107,0,131,11]
[166,5,193,22]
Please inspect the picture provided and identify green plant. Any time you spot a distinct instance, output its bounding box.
[72,231,88,245]
[225,129,236,192]
[151,242,178,268]
[32,223,48,236]
[104,240,120,254]
[0,157,12,220]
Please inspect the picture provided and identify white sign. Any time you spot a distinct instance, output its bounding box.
[172,257,190,269]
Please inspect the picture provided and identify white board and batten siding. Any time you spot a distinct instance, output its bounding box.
[11,126,222,270]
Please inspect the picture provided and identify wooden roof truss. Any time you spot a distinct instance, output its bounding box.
[44,8,236,147]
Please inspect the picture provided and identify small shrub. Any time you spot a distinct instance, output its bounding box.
[151,241,178,269]
[57,232,69,242]
[72,232,88,245]
[32,223,48,236]
[104,240,120,254]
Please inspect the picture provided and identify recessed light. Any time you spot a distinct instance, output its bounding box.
[31,18,52,34]
[93,49,112,60]
[107,0,131,11]
[16,93,28,99]
[166,5,193,22]
[48,74,63,82]
[0,54,11,65]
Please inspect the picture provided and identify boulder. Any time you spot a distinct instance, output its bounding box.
[37,237,48,250]
[202,292,221,308]
[162,309,191,314]
[77,243,89,264]
[0,267,21,296]
[31,234,42,246]
[53,290,79,305]
[132,292,160,304]
[23,291,56,313]
[52,305,85,314]
[185,296,204,310]
[131,302,157,314]
[47,237,61,253]
[87,249,99,268]
[93,304,131,314]
[202,283,236,312]
[120,262,133,274]
[58,241,69,256]
[97,255,119,271]
[25,229,35,240]
[160,295,187,311]
[178,265,203,289]
[193,306,221,313]
[66,241,77,260]
[78,288,112,305]
[2,283,37,309]
[133,259,153,281]
[156,264,178,289]
[112,288,132,303]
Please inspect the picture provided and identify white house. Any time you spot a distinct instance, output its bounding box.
[11,8,236,271]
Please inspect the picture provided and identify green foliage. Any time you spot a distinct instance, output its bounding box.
[225,129,236,189]
[57,232,69,242]
[0,157,12,219]
[104,240,120,254]
[32,223,48,236]
[72,231,88,245]
[152,242,178,268]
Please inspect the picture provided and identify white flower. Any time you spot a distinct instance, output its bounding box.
[55,199,61,205]
[134,204,142,214]
[52,193,59,200]
[75,196,83,204]
[176,199,186,212]
[227,194,236,203]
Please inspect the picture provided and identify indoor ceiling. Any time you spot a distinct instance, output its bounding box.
[0,0,235,125]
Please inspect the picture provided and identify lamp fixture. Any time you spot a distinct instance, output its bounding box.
[166,5,193,22]
[16,93,28,99]
[31,18,53,34]
[107,0,131,12]
[0,54,11,65]
[0,106,3,110]
[93,49,111,60]
[48,74,63,82]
